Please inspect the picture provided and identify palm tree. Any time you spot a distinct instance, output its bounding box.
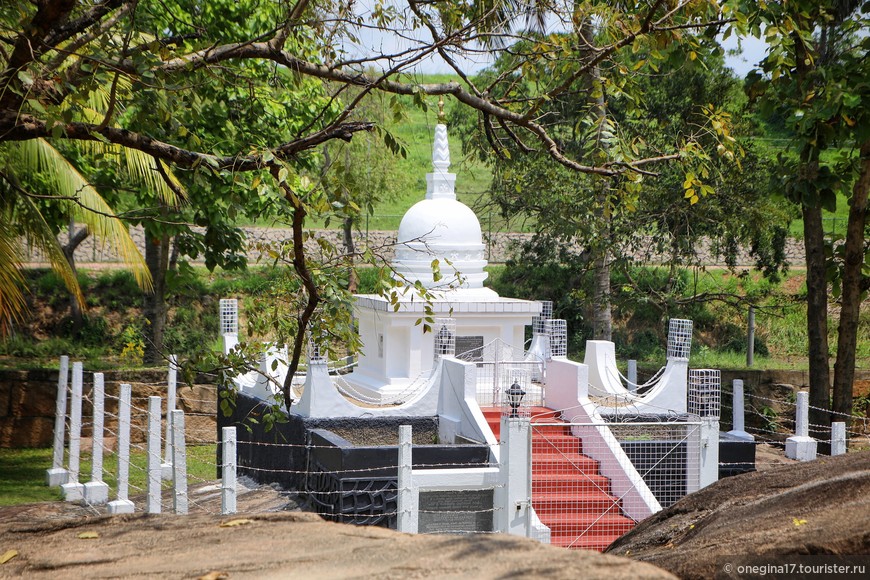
[0,74,184,336]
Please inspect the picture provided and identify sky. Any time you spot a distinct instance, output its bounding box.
[345,3,770,79]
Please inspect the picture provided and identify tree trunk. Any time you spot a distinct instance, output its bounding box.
[803,203,832,450]
[832,140,870,429]
[343,216,359,294]
[143,231,170,365]
[62,221,89,334]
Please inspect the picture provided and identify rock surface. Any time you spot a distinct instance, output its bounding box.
[606,450,870,579]
[0,480,675,580]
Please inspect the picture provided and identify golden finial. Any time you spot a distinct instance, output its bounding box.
[437,95,446,123]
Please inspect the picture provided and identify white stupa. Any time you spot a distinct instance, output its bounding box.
[344,121,541,402]
[391,123,496,299]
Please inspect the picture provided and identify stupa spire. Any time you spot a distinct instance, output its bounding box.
[427,124,456,200]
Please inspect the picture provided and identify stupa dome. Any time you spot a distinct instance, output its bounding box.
[392,124,494,295]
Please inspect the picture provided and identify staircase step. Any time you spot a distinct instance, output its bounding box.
[531,454,600,473]
[548,533,625,551]
[531,434,583,453]
[533,492,623,513]
[532,473,612,494]
[537,511,634,528]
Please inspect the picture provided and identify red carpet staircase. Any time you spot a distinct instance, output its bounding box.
[483,406,636,551]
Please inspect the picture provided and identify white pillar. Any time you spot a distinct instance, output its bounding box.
[496,416,532,537]
[396,425,415,533]
[61,362,84,501]
[785,391,817,461]
[699,417,720,489]
[83,373,109,505]
[627,360,637,393]
[46,355,69,486]
[162,355,178,480]
[147,396,162,514]
[831,422,847,456]
[172,409,188,515]
[108,384,134,514]
[221,426,237,515]
[727,379,754,441]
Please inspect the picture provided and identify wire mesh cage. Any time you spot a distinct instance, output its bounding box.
[433,318,456,360]
[219,299,238,335]
[309,337,325,363]
[548,319,568,358]
[688,369,721,419]
[666,318,693,360]
[532,301,554,335]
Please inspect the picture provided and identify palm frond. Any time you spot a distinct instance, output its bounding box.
[14,195,85,313]
[75,105,185,206]
[12,139,152,291]
[0,210,28,336]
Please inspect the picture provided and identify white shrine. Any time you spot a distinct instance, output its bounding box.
[221,118,727,549]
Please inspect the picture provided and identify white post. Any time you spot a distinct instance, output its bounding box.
[147,396,162,514]
[108,384,134,514]
[785,391,817,461]
[162,355,178,480]
[831,422,846,456]
[627,360,637,393]
[61,362,84,501]
[172,409,188,515]
[397,425,415,533]
[727,379,754,441]
[496,416,532,537]
[221,426,237,515]
[83,373,109,505]
[699,418,720,489]
[46,355,69,486]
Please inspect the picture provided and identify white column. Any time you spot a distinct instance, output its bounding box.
[147,396,162,514]
[221,426,237,515]
[162,355,178,480]
[172,409,188,515]
[83,373,109,505]
[699,417,720,488]
[397,425,415,533]
[831,422,847,456]
[727,379,754,441]
[785,391,817,461]
[496,416,532,537]
[108,384,134,514]
[46,355,69,486]
[61,362,84,501]
[627,360,637,393]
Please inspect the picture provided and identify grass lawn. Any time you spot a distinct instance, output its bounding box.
[0,445,217,507]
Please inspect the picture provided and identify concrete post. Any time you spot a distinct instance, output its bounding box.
[147,396,162,513]
[171,409,188,515]
[108,384,134,514]
[397,425,416,533]
[785,391,817,461]
[727,379,754,441]
[47,355,69,486]
[83,373,109,505]
[831,422,847,456]
[627,360,638,393]
[162,355,178,480]
[699,417,720,488]
[221,426,237,515]
[61,362,84,501]
[496,416,532,537]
